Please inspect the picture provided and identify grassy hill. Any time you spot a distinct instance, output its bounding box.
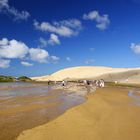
[0,75,16,82]
[0,75,32,82]
[17,76,32,82]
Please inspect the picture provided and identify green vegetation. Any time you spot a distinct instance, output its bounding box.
[0,75,16,82]
[0,75,32,82]
[17,76,32,82]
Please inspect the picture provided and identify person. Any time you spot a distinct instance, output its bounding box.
[48,80,51,85]
[62,80,66,87]
[83,80,91,93]
[99,79,105,88]
[87,80,90,85]
[83,80,87,85]
[95,80,99,87]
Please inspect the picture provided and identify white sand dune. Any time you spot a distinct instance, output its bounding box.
[31,66,140,84]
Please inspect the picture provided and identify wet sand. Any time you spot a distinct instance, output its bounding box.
[0,83,86,140]
[17,86,140,140]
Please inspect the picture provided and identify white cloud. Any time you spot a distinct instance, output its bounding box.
[48,34,60,45]
[85,59,94,64]
[0,0,8,9]
[83,10,110,30]
[53,19,82,30]
[34,19,82,37]
[130,43,140,54]
[21,61,33,67]
[34,21,74,37]
[0,37,8,45]
[39,34,60,47]
[0,38,60,68]
[7,7,30,21]
[29,48,49,63]
[50,55,60,63]
[0,0,30,21]
[66,57,71,62]
[0,38,29,59]
[0,59,10,68]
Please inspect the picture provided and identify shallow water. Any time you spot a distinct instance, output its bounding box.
[0,82,86,140]
[128,90,140,105]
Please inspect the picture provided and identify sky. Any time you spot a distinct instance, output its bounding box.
[0,0,140,76]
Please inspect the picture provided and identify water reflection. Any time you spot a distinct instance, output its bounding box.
[128,90,140,105]
[0,82,86,140]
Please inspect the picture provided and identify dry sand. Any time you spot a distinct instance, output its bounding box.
[17,86,140,140]
[31,66,140,84]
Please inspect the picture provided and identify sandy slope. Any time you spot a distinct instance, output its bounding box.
[32,66,140,83]
[17,87,140,140]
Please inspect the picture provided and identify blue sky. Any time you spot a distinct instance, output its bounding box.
[0,0,140,76]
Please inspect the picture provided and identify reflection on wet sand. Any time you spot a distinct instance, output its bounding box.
[17,86,140,140]
[0,82,85,140]
[128,90,140,106]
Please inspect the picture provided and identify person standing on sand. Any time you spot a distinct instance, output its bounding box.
[62,80,67,87]
[87,80,90,86]
[83,80,87,85]
[83,80,91,93]
[48,80,50,85]
[99,79,105,88]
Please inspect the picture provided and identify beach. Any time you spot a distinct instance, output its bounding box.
[17,86,140,140]
[0,82,86,140]
[1,0,140,139]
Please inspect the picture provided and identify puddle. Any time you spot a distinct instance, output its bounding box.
[128,90,140,106]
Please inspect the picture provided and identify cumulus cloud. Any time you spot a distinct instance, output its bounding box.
[85,59,94,64]
[48,34,60,45]
[0,37,8,45]
[21,61,33,67]
[29,48,49,63]
[39,34,60,47]
[0,38,29,59]
[34,19,82,37]
[130,43,140,54]
[0,38,60,68]
[0,59,10,68]
[0,0,30,21]
[66,57,71,62]
[83,10,110,30]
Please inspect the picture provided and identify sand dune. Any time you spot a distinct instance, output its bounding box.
[32,66,140,84]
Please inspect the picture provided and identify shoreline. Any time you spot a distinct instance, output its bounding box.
[17,86,140,140]
[0,83,86,140]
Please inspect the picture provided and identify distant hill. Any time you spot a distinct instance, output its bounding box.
[0,75,16,82]
[17,76,32,82]
[0,75,32,82]
[31,66,140,84]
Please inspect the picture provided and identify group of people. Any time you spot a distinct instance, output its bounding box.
[48,79,105,93]
[61,79,105,90]
[83,79,105,88]
[82,79,105,93]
